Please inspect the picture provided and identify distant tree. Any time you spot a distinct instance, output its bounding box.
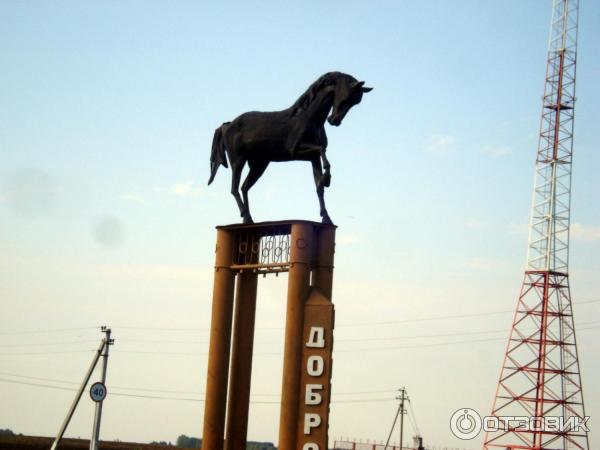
[0,429,15,436]
[176,435,201,448]
[246,441,276,450]
[174,435,272,450]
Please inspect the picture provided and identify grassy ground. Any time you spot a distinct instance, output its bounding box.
[0,435,177,450]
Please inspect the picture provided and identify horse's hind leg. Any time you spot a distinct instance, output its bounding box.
[311,156,333,225]
[241,159,269,223]
[230,159,251,223]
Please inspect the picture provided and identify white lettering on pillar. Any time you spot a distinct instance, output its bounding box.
[307,355,324,376]
[306,327,325,348]
[302,322,330,449]
[304,413,322,434]
[305,384,323,405]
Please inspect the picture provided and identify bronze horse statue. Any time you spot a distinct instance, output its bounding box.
[208,71,372,224]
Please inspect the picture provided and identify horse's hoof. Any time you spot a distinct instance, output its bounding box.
[320,172,331,188]
[321,215,334,226]
[243,216,254,224]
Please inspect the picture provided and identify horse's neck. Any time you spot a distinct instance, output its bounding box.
[302,87,334,124]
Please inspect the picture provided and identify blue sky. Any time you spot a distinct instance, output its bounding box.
[1,1,599,449]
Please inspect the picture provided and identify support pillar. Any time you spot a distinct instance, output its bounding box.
[201,220,336,450]
[312,226,335,297]
[279,223,314,450]
[225,271,259,450]
[296,226,335,450]
[202,229,236,450]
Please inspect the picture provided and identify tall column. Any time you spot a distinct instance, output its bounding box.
[278,223,314,450]
[225,271,259,450]
[297,226,336,450]
[203,229,236,450]
[312,227,335,296]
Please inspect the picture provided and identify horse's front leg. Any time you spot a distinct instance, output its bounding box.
[319,149,331,188]
[311,156,333,225]
[296,143,331,188]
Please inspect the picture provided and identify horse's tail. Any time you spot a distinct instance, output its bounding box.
[208,123,230,185]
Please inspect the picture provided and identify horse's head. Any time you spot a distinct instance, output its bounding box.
[327,78,373,127]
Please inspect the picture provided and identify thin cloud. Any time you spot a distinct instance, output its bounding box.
[509,221,528,236]
[120,193,145,204]
[507,221,600,242]
[122,182,207,202]
[424,134,456,154]
[465,257,511,271]
[337,234,362,245]
[97,263,210,280]
[480,144,511,158]
[460,218,490,230]
[170,181,205,198]
[571,223,600,242]
[1,168,57,218]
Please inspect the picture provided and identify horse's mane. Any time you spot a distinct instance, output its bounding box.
[290,72,355,116]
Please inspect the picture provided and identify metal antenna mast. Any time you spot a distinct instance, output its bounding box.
[484,1,589,449]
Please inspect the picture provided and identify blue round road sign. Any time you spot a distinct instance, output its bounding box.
[89,382,107,402]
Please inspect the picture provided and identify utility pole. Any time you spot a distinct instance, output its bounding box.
[397,388,407,450]
[89,326,113,450]
[383,388,408,450]
[50,328,110,450]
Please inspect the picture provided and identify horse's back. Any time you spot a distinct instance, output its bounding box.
[226,109,295,154]
[232,109,290,129]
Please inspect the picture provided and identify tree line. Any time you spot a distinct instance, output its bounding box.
[175,435,275,450]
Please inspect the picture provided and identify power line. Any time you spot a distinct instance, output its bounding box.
[315,319,600,343]
[336,325,600,352]
[113,326,209,332]
[334,389,398,396]
[0,377,75,392]
[4,318,600,349]
[0,340,99,348]
[117,299,600,330]
[2,299,598,336]
[0,349,95,356]
[0,327,99,336]
[112,328,513,345]
[2,325,598,357]
[0,377,395,404]
[0,371,396,397]
[407,398,421,437]
[118,324,600,355]
[340,299,600,327]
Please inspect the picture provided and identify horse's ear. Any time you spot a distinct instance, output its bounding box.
[353,80,373,93]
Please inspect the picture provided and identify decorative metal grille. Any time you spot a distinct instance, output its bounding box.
[258,233,290,265]
[232,231,291,271]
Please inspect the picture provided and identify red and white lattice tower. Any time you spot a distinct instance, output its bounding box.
[484,1,590,449]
